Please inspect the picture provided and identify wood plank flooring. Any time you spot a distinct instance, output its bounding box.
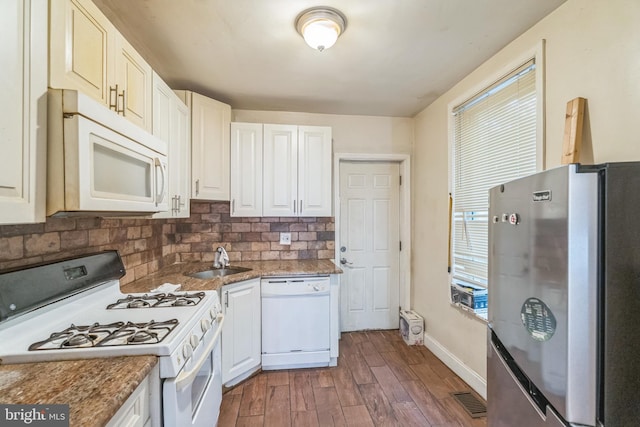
[219,330,487,427]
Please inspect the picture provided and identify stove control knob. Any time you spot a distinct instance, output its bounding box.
[201,318,212,332]
[189,334,199,349]
[182,343,193,359]
[213,300,222,313]
[209,307,220,320]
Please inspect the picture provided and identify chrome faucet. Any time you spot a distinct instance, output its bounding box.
[214,246,230,269]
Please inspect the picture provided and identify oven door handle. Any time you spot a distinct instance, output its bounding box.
[175,314,224,391]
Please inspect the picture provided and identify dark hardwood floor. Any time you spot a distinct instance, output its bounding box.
[218,330,487,426]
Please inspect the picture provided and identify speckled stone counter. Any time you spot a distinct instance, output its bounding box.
[0,356,157,427]
[121,259,342,294]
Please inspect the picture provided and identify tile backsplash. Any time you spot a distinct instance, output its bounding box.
[175,201,335,263]
[0,216,173,285]
[0,201,334,285]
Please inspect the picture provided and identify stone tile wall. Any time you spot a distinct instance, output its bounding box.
[175,201,335,263]
[0,201,335,284]
[0,217,174,285]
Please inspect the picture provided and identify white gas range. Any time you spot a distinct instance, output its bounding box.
[0,251,224,427]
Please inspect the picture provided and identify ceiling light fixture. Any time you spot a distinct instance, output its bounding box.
[295,6,347,52]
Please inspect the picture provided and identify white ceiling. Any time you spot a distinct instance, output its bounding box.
[93,0,566,117]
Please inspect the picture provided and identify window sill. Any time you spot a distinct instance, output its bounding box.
[451,302,488,323]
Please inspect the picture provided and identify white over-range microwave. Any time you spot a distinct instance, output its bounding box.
[47,89,168,216]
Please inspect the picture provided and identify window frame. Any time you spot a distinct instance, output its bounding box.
[447,41,546,318]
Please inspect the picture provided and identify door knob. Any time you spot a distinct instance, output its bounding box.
[340,257,353,266]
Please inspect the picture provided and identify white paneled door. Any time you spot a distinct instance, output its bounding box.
[339,162,400,331]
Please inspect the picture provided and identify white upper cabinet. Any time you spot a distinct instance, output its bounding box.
[114,36,153,131]
[49,0,152,132]
[230,123,263,217]
[298,126,333,217]
[152,73,191,218]
[263,125,332,217]
[0,0,47,224]
[179,91,231,201]
[49,0,110,104]
[263,124,298,217]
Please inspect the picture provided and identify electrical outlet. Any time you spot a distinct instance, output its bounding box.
[279,232,292,245]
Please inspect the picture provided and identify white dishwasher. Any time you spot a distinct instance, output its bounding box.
[261,276,331,370]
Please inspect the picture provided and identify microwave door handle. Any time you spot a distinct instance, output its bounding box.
[174,314,224,391]
[154,157,167,205]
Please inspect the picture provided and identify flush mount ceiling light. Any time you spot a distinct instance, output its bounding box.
[295,6,347,52]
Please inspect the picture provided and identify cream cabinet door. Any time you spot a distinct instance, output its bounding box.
[172,95,192,217]
[230,123,263,217]
[262,124,298,217]
[0,0,47,225]
[189,92,231,201]
[115,36,153,132]
[152,73,190,219]
[49,0,112,105]
[152,73,171,142]
[221,278,261,386]
[263,125,332,217]
[105,366,154,427]
[298,126,332,216]
[50,0,152,132]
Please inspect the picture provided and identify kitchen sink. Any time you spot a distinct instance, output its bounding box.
[187,267,252,279]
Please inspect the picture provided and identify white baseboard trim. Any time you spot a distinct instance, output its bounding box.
[423,333,487,399]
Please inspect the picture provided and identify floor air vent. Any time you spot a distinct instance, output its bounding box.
[451,391,487,418]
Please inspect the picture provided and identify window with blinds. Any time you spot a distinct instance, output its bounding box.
[451,59,538,289]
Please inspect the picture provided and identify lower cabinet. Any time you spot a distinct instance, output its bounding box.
[221,278,261,386]
[106,364,159,427]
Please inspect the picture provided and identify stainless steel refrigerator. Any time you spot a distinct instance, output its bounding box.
[488,162,640,427]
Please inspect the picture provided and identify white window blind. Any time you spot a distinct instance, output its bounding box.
[451,60,537,288]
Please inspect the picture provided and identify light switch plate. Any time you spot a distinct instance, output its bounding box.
[279,232,291,245]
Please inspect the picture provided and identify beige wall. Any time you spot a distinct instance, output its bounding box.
[232,110,413,155]
[412,0,640,387]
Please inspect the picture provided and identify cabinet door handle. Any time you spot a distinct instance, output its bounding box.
[117,89,126,116]
[109,84,119,111]
[293,199,296,214]
[171,195,177,215]
[225,291,229,308]
[299,200,302,215]
[176,195,184,214]
[231,199,235,215]
[195,179,200,197]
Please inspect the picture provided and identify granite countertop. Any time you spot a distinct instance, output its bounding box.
[0,356,157,427]
[121,259,342,293]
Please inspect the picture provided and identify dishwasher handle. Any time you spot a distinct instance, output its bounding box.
[261,289,330,298]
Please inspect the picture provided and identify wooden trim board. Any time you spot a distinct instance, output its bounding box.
[561,97,586,164]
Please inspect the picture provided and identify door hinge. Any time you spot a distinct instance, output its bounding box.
[399,241,402,251]
[399,175,402,185]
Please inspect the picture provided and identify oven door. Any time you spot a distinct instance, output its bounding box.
[163,316,224,427]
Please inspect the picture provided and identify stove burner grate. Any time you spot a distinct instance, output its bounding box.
[28,319,179,351]
[106,292,206,309]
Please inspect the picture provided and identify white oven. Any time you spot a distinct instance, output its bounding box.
[47,89,168,216]
[163,312,224,427]
[0,251,224,427]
